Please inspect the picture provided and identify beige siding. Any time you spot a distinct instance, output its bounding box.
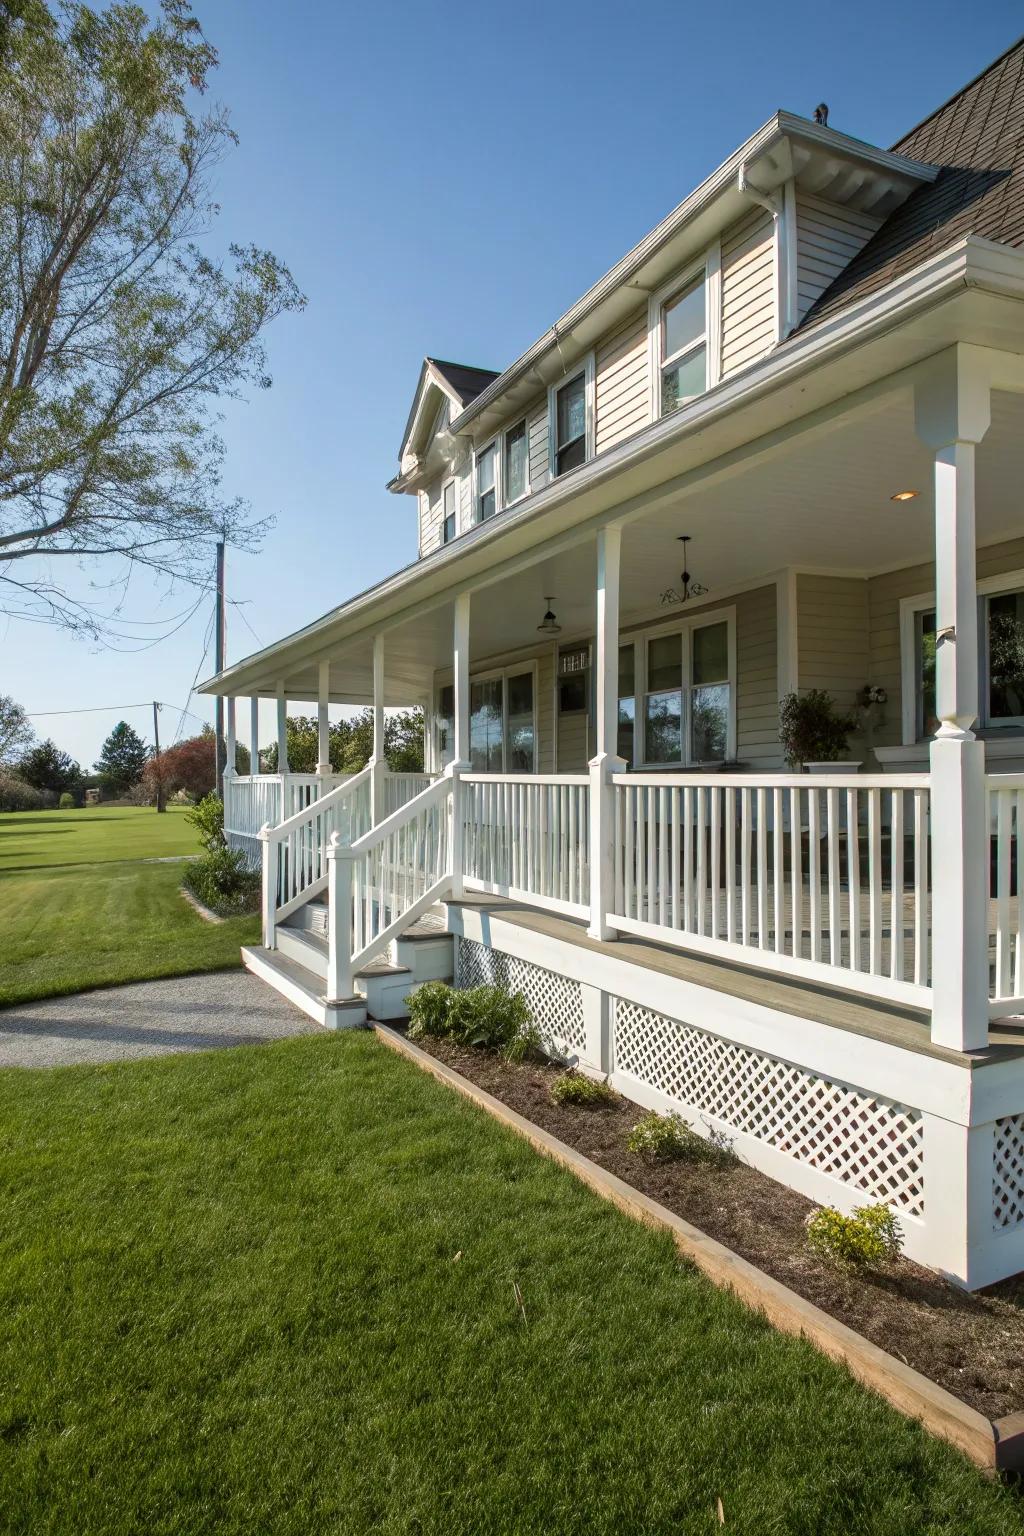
[595,311,648,454]
[797,574,871,759]
[735,584,781,768]
[720,209,776,378]
[418,475,445,556]
[867,537,1024,749]
[528,398,549,492]
[794,195,883,325]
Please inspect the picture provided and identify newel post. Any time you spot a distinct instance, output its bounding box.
[588,523,626,941]
[326,831,354,1003]
[915,347,991,1052]
[259,821,275,949]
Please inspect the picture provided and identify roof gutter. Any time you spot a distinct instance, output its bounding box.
[201,234,996,697]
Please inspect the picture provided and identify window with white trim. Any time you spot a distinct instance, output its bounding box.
[553,373,587,477]
[620,614,734,767]
[657,272,707,416]
[475,442,497,522]
[504,419,529,505]
[911,583,1024,737]
[435,666,537,772]
[442,479,456,544]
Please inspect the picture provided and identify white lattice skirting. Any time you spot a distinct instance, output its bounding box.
[456,939,587,1059]
[994,1114,1024,1229]
[612,998,925,1214]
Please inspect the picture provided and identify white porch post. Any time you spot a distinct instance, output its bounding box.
[369,633,387,824]
[223,696,236,797]
[317,660,331,776]
[249,696,260,775]
[449,592,471,899]
[588,523,626,941]
[915,347,991,1052]
[275,682,289,774]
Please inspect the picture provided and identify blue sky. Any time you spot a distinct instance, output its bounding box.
[11,0,1022,765]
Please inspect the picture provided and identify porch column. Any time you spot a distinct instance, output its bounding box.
[915,347,991,1052]
[275,682,289,774]
[449,592,471,899]
[249,696,260,775]
[223,697,236,790]
[588,523,626,941]
[369,633,387,824]
[317,660,331,776]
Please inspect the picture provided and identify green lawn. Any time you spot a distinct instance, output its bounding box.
[0,1032,1020,1536]
[0,805,257,1005]
[0,804,199,872]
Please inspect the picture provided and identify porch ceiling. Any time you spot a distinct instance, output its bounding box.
[283,385,1024,701]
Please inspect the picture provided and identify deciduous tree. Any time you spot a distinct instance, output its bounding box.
[0,0,305,639]
[0,694,33,763]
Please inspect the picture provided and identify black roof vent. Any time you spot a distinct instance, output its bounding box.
[814,102,829,126]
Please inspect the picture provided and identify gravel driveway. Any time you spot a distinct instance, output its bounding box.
[0,971,315,1068]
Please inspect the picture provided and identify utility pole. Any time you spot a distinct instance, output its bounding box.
[152,701,165,814]
[214,539,226,798]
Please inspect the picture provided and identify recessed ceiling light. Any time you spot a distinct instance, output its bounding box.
[890,490,918,502]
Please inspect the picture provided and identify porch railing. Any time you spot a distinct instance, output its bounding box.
[609,772,932,1007]
[260,766,373,939]
[328,776,453,998]
[989,774,1024,1010]
[461,773,591,920]
[226,771,354,866]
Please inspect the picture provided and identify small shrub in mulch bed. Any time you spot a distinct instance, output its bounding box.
[181,847,260,918]
[549,1071,616,1108]
[407,981,541,1063]
[401,1030,1024,1421]
[805,1203,904,1271]
[627,1109,737,1168]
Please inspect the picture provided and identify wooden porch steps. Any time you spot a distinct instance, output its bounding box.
[243,903,454,1027]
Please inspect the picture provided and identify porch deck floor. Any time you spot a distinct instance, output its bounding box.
[447,896,1024,1068]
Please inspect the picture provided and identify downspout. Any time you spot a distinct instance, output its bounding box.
[737,164,791,341]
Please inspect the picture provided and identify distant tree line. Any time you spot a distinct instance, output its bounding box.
[0,694,425,812]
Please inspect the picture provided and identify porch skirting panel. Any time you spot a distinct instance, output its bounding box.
[447,900,1024,1289]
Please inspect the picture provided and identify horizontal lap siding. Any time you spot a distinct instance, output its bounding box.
[795,195,883,325]
[595,313,648,454]
[419,475,444,556]
[798,574,870,759]
[867,537,1024,749]
[720,210,776,378]
[735,584,781,768]
[528,400,549,492]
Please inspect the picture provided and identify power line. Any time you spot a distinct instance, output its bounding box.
[26,701,208,725]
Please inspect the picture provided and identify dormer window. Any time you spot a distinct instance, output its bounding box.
[476,443,497,522]
[659,273,706,415]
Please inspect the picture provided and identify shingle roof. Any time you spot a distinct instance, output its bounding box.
[802,37,1024,327]
[427,358,501,408]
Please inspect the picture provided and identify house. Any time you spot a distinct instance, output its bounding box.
[201,40,1024,1291]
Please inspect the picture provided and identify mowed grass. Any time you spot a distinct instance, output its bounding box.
[0,805,257,1006]
[0,804,199,872]
[0,1032,1021,1536]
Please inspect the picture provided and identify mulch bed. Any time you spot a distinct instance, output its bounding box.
[404,1032,1024,1420]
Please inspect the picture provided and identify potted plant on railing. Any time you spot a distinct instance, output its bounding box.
[779,689,860,773]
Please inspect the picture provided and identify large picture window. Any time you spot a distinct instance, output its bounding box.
[436,668,537,772]
[621,615,734,767]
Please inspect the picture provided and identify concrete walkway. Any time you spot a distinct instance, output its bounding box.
[0,971,315,1069]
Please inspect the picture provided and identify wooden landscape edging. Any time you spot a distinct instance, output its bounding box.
[373,1023,1024,1477]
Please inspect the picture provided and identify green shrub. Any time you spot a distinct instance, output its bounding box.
[185,792,226,852]
[182,847,260,917]
[407,981,539,1061]
[550,1071,615,1107]
[626,1110,735,1167]
[0,773,48,812]
[804,1203,903,1270]
[58,791,76,809]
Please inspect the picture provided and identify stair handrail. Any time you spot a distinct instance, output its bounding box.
[265,763,371,845]
[326,773,454,1002]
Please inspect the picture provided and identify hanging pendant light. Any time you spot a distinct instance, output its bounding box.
[537,596,562,635]
[661,535,708,606]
